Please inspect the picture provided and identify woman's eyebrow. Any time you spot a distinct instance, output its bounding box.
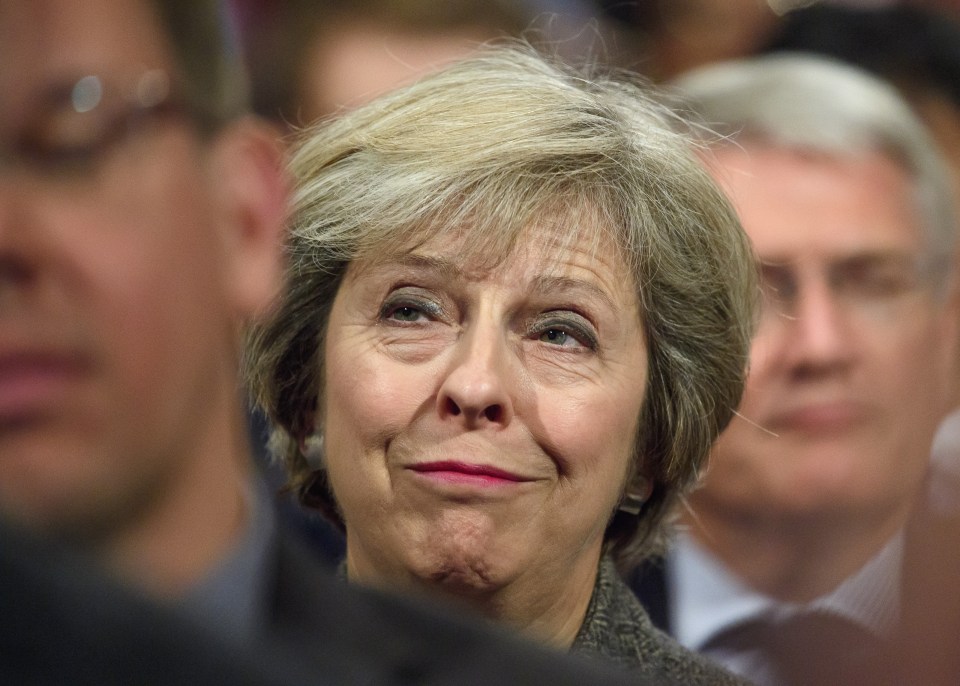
[357,253,461,282]
[530,275,618,312]
[371,256,622,312]
[392,253,459,275]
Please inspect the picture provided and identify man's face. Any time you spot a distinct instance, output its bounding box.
[694,145,958,527]
[0,0,242,541]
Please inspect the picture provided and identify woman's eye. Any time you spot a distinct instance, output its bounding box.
[388,305,426,322]
[534,315,597,351]
[378,290,442,324]
[540,328,575,346]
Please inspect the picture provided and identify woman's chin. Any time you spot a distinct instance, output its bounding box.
[349,510,535,601]
[407,544,514,599]
[422,562,501,596]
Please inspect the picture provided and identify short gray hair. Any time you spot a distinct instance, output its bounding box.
[245,44,757,568]
[669,53,957,285]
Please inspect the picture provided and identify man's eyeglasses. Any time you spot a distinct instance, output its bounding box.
[759,254,940,324]
[0,69,191,184]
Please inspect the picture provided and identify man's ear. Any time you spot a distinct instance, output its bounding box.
[209,117,289,323]
[941,248,960,412]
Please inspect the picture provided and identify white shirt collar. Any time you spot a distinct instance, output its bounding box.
[180,477,277,645]
[669,526,903,652]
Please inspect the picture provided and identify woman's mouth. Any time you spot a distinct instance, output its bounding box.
[407,461,530,486]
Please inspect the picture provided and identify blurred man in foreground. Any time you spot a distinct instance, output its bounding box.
[0,2,642,683]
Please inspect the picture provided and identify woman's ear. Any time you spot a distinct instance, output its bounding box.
[208,117,290,323]
[618,476,654,515]
[299,434,325,470]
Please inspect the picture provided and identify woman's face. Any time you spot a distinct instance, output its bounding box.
[320,221,648,608]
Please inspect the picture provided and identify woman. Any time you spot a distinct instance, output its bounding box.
[246,46,755,682]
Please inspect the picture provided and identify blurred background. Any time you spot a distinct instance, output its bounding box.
[229,0,960,120]
[229,0,960,193]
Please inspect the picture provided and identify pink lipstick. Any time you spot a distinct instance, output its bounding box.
[408,461,527,486]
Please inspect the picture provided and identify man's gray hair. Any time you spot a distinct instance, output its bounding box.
[669,53,957,284]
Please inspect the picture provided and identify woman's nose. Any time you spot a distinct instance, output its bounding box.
[436,325,514,428]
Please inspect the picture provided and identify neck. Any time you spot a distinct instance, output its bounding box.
[683,494,915,602]
[347,542,602,650]
[472,557,599,649]
[99,400,254,598]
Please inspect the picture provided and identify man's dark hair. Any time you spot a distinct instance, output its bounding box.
[236,0,532,125]
[762,4,960,109]
[147,0,249,131]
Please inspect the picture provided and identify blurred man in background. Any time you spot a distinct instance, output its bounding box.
[631,54,960,686]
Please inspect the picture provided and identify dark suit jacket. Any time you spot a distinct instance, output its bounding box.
[0,518,303,686]
[0,518,645,686]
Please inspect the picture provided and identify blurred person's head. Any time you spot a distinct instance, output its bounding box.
[671,54,959,599]
[243,0,534,127]
[245,44,756,645]
[597,0,782,81]
[762,3,960,201]
[0,0,286,593]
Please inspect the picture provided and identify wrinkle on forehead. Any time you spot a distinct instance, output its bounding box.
[354,200,632,287]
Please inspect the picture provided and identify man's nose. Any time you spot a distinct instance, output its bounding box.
[0,179,40,297]
[777,278,857,375]
[435,323,515,429]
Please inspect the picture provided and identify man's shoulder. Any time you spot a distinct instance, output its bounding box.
[0,521,641,686]
[0,518,305,686]
[898,482,960,685]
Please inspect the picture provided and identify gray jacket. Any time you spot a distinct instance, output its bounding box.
[573,556,751,685]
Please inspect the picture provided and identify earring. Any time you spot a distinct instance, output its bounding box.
[618,477,652,515]
[300,434,324,470]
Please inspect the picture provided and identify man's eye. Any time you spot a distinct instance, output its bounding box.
[760,266,796,300]
[16,109,121,174]
[846,272,914,298]
[19,140,103,173]
[834,261,922,301]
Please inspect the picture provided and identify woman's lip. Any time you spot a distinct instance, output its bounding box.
[407,461,531,484]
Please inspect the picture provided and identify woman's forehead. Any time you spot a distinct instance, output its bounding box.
[363,205,628,268]
[349,216,636,297]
